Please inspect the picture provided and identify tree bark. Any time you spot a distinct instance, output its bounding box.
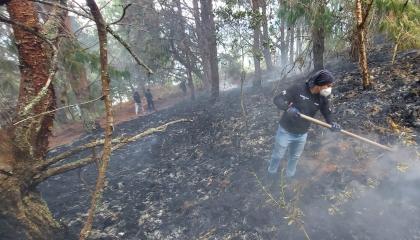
[289,25,295,64]
[312,1,325,71]
[169,40,203,81]
[261,0,273,71]
[280,23,287,65]
[279,0,287,66]
[9,0,55,160]
[63,16,97,131]
[193,0,211,88]
[0,180,67,240]
[207,0,219,100]
[355,0,371,89]
[1,0,69,239]
[296,24,302,59]
[200,0,219,100]
[1,130,62,240]
[80,0,114,239]
[251,0,262,88]
[174,0,196,100]
[186,64,196,100]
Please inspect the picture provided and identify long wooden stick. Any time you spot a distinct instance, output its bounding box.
[298,113,393,152]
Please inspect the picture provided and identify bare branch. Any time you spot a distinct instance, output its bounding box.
[109,3,132,25]
[13,95,104,126]
[73,22,96,36]
[273,39,313,94]
[32,0,92,19]
[41,138,107,170]
[105,26,154,74]
[360,0,374,27]
[41,135,128,170]
[34,156,95,185]
[32,118,191,184]
[31,0,153,74]
[80,1,114,238]
[69,0,91,16]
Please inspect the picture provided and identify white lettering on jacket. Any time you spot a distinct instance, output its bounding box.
[299,94,309,100]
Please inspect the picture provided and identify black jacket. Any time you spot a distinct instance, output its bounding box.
[145,91,153,101]
[274,83,333,134]
[133,92,141,103]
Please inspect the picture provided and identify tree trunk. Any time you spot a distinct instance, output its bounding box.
[63,16,97,132]
[355,0,371,89]
[289,25,295,64]
[261,0,273,71]
[312,1,325,71]
[56,84,73,122]
[207,0,219,100]
[296,24,302,58]
[174,0,196,100]
[1,136,55,240]
[9,1,55,160]
[1,0,68,239]
[279,0,287,66]
[251,0,262,88]
[193,0,211,88]
[312,26,324,71]
[200,0,219,100]
[122,0,156,92]
[0,178,67,239]
[280,20,287,66]
[80,1,114,238]
[186,66,196,100]
[169,38,203,83]
[65,59,97,130]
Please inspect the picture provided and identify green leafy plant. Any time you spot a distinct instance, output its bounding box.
[376,0,420,62]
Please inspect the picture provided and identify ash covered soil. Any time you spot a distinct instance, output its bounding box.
[40,46,420,240]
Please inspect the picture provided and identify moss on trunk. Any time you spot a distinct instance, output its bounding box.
[0,175,71,239]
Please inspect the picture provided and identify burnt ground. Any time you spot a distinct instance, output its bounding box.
[39,46,419,240]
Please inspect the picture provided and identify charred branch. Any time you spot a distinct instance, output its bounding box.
[32,119,191,184]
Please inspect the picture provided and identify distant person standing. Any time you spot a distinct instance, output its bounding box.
[133,91,142,115]
[145,88,156,112]
[179,80,187,96]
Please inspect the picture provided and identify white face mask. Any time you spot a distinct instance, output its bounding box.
[320,87,332,97]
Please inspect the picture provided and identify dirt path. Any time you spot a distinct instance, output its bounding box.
[48,92,190,149]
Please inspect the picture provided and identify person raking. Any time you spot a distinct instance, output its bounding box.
[268,69,342,178]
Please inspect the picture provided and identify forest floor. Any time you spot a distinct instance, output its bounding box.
[40,45,419,240]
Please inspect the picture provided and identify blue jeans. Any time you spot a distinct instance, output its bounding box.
[268,125,307,177]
